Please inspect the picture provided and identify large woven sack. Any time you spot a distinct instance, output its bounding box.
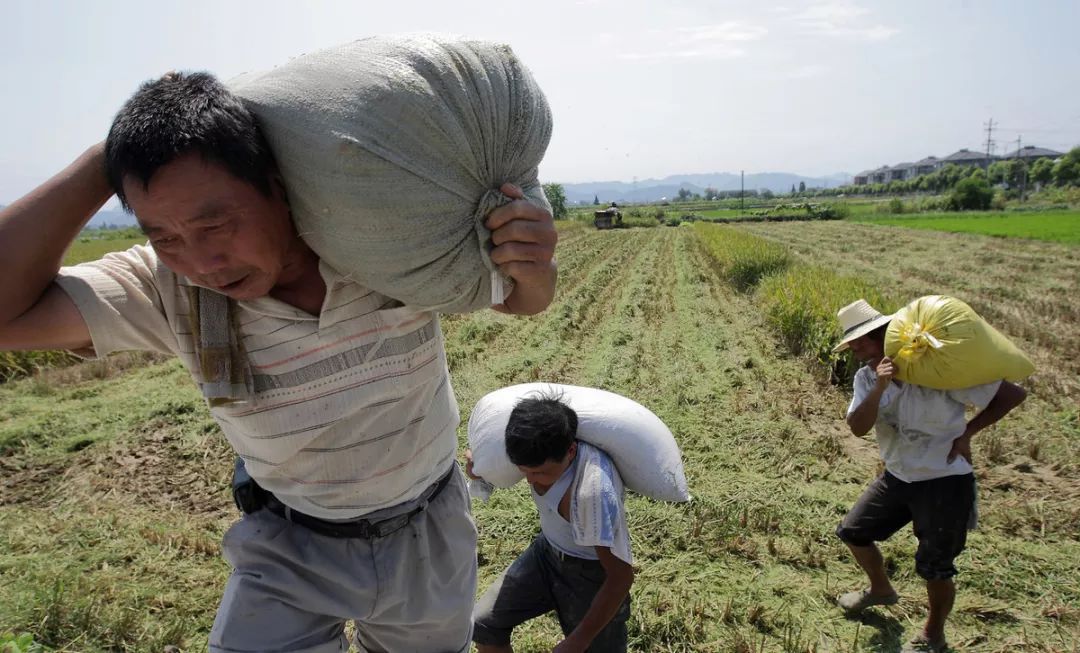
[468,383,691,502]
[231,34,553,312]
[885,295,1035,390]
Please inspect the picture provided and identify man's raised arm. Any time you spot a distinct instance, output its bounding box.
[0,143,110,351]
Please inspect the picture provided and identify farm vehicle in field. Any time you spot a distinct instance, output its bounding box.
[593,203,623,230]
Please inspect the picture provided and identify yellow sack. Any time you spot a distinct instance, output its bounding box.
[885,295,1034,390]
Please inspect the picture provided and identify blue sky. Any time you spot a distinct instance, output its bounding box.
[2,0,1078,202]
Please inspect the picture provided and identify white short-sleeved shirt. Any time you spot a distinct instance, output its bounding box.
[532,455,599,560]
[56,245,459,520]
[531,443,631,564]
[847,366,1001,483]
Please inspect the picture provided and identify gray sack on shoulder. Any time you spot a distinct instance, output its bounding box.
[231,33,553,312]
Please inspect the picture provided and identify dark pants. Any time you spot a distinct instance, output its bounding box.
[473,535,630,652]
[836,472,975,581]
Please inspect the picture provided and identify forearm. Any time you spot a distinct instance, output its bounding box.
[0,143,112,325]
[847,388,885,436]
[499,260,557,315]
[963,383,1027,438]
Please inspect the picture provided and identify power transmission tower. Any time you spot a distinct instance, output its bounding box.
[983,117,996,173]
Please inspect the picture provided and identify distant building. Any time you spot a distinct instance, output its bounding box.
[888,162,914,182]
[940,148,997,168]
[1000,145,1064,161]
[849,145,1059,187]
[913,156,940,176]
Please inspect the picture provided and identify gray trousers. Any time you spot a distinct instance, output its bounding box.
[209,465,477,653]
[473,535,630,652]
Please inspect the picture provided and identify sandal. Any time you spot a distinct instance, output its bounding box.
[900,634,947,652]
[837,588,900,613]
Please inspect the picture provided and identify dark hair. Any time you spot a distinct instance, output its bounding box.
[105,71,276,210]
[867,322,889,344]
[504,392,578,467]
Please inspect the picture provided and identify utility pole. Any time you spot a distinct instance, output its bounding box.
[740,170,744,212]
[983,117,996,173]
[1016,135,1027,202]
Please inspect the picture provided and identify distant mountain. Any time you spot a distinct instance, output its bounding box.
[0,205,138,230]
[559,172,850,204]
[87,208,138,229]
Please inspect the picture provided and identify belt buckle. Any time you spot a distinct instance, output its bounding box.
[355,519,375,539]
[371,514,411,538]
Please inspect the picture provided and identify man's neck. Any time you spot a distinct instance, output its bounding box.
[271,244,326,315]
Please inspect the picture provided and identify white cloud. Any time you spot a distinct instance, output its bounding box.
[618,45,748,61]
[675,22,769,43]
[788,1,899,41]
[617,21,767,61]
[785,63,829,79]
[796,2,870,23]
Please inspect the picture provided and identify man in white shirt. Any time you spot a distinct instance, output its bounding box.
[466,393,634,653]
[831,300,1026,653]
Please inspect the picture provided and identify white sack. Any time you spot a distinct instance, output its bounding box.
[468,383,691,502]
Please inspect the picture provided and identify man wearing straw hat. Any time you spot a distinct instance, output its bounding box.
[831,299,1026,653]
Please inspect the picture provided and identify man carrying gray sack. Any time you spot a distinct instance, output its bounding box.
[0,38,557,653]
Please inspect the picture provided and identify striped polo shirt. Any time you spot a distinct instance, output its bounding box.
[56,245,459,520]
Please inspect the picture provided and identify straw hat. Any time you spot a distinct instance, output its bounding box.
[833,299,893,353]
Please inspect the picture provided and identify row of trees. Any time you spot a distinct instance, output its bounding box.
[565,185,778,208]
[701,187,776,201]
[675,187,781,202]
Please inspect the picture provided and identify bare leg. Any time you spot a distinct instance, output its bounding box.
[922,579,955,643]
[845,542,897,596]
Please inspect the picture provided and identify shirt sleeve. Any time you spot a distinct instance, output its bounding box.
[947,380,1002,411]
[847,366,877,417]
[54,244,180,358]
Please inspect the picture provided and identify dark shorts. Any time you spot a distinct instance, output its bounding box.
[473,535,631,652]
[836,471,975,581]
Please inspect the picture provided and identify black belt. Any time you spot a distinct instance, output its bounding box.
[542,536,600,566]
[261,467,454,539]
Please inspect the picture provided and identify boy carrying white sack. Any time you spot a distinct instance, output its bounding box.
[466,391,634,653]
